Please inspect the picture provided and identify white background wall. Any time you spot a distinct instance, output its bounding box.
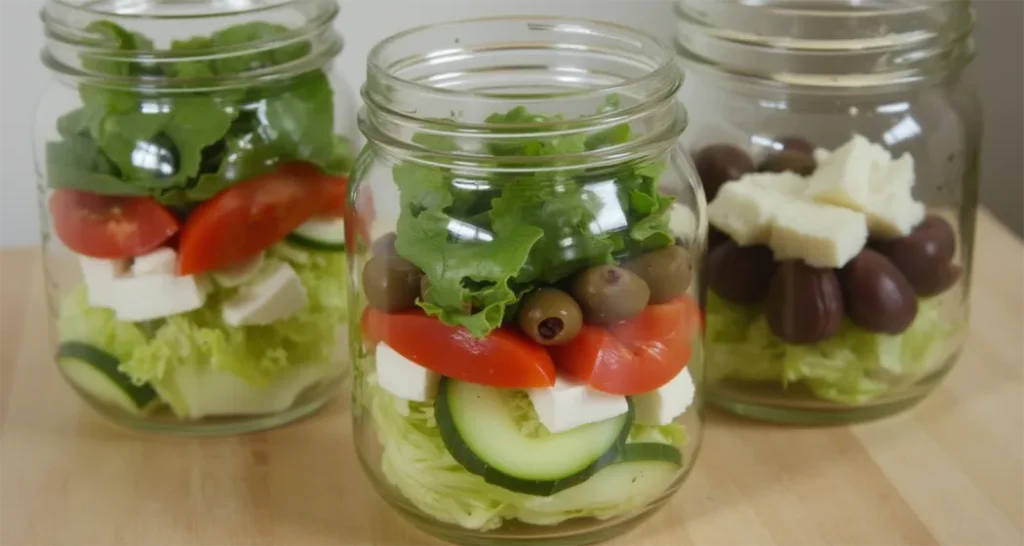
[1,0,1020,246]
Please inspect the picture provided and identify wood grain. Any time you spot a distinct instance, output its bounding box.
[1,210,1021,546]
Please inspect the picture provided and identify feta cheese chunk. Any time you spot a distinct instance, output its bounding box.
[527,376,629,434]
[78,256,130,308]
[110,274,208,322]
[863,154,926,238]
[634,368,696,426]
[769,201,868,268]
[805,134,891,212]
[669,203,698,242]
[222,262,308,326]
[745,171,809,195]
[130,247,177,276]
[706,182,789,246]
[375,343,439,402]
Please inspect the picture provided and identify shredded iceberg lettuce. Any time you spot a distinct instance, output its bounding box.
[366,372,687,532]
[705,292,962,404]
[57,244,349,417]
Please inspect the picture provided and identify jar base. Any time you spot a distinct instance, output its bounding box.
[391,488,677,546]
[357,445,695,546]
[78,382,343,436]
[707,357,957,426]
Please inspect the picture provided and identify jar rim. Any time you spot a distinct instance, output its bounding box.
[367,15,679,103]
[45,0,306,22]
[674,0,976,92]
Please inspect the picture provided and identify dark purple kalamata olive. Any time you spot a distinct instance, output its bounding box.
[708,226,730,252]
[693,144,755,201]
[871,215,958,297]
[839,249,918,334]
[774,136,816,155]
[759,150,817,176]
[765,261,844,345]
[707,241,777,305]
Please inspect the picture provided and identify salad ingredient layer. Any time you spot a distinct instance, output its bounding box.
[358,100,700,529]
[60,245,348,418]
[47,21,356,419]
[700,133,962,402]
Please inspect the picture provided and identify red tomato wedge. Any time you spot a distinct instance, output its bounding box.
[49,189,178,259]
[550,296,701,395]
[178,162,335,275]
[608,296,702,348]
[361,308,557,389]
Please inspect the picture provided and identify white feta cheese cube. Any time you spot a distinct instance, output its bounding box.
[744,171,810,195]
[527,376,629,434]
[768,201,868,268]
[669,203,698,241]
[707,183,789,246]
[805,134,883,211]
[78,256,130,308]
[375,343,439,402]
[864,153,926,238]
[221,262,308,326]
[130,247,177,276]
[110,274,208,322]
[634,368,696,426]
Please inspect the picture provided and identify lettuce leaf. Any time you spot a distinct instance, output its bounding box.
[57,245,348,416]
[367,372,687,531]
[705,292,963,404]
[392,98,675,338]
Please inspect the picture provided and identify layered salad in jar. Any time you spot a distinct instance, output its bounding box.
[353,101,703,532]
[697,134,965,405]
[44,21,358,422]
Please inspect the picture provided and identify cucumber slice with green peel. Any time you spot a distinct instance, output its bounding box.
[57,341,158,414]
[286,218,345,251]
[435,378,632,496]
[519,443,684,515]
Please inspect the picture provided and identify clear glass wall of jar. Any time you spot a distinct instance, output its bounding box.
[675,0,981,424]
[35,0,359,434]
[347,17,706,545]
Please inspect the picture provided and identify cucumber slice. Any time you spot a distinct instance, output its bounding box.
[286,217,345,251]
[57,341,158,414]
[519,443,683,516]
[435,378,632,496]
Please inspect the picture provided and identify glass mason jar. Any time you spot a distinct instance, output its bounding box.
[675,0,981,424]
[347,17,706,546]
[35,0,359,434]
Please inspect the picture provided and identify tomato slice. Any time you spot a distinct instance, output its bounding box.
[608,296,702,348]
[361,308,556,389]
[48,190,179,259]
[178,162,327,275]
[550,296,700,395]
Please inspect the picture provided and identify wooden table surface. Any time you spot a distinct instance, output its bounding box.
[1,210,1021,546]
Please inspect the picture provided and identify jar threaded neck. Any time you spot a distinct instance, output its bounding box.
[674,0,976,91]
[358,16,688,166]
[40,0,341,90]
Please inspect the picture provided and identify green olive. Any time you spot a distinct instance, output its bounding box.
[362,254,423,312]
[517,288,583,346]
[624,246,694,304]
[571,265,650,325]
